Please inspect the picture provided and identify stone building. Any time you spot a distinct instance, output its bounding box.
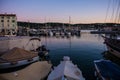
[0,14,18,35]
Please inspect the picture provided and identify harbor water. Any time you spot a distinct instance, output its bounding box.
[40,30,106,80]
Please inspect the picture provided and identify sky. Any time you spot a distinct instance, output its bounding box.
[0,0,116,23]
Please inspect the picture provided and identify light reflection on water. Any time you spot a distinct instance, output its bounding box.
[40,32,105,80]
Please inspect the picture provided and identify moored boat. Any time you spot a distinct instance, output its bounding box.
[103,35,120,58]
[94,59,120,80]
[47,56,85,80]
[0,47,39,69]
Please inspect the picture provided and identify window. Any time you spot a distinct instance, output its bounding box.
[12,17,15,19]
[7,16,10,19]
[1,20,4,22]
[12,20,15,22]
[13,24,14,27]
[12,29,15,31]
[1,16,4,19]
[2,24,4,27]
[7,20,9,22]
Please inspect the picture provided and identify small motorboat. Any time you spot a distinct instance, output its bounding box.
[0,47,39,69]
[94,59,120,80]
[103,36,120,58]
[47,56,85,80]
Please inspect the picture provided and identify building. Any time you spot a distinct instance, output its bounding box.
[0,14,18,35]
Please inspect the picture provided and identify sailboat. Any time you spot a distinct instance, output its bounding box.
[94,1,120,80]
[102,0,120,58]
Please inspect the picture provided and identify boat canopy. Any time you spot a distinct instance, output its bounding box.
[94,60,120,80]
[0,47,38,63]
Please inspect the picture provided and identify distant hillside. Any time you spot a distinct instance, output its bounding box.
[17,21,120,29]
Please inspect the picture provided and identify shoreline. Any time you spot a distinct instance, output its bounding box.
[0,61,52,80]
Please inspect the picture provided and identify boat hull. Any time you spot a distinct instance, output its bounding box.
[94,60,120,80]
[106,45,120,58]
[47,56,85,80]
[104,37,120,58]
[0,56,39,69]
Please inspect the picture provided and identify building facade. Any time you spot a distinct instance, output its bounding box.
[0,14,18,35]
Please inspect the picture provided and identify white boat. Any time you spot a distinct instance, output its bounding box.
[47,56,85,80]
[0,47,39,69]
[61,32,65,37]
[0,56,39,69]
[47,30,53,36]
[55,32,60,37]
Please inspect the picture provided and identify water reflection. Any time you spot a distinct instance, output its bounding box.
[40,32,105,80]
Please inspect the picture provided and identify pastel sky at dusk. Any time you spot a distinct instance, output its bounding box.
[0,0,116,23]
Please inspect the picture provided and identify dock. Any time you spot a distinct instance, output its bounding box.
[0,61,52,80]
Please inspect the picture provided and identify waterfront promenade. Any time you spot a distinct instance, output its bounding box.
[0,61,52,80]
[0,36,40,54]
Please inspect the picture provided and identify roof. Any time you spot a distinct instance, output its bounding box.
[94,60,120,80]
[0,14,16,16]
[48,60,85,80]
[0,47,38,63]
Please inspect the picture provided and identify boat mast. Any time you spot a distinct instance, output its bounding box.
[69,16,71,30]
[45,17,47,47]
[27,20,30,36]
[68,16,71,56]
